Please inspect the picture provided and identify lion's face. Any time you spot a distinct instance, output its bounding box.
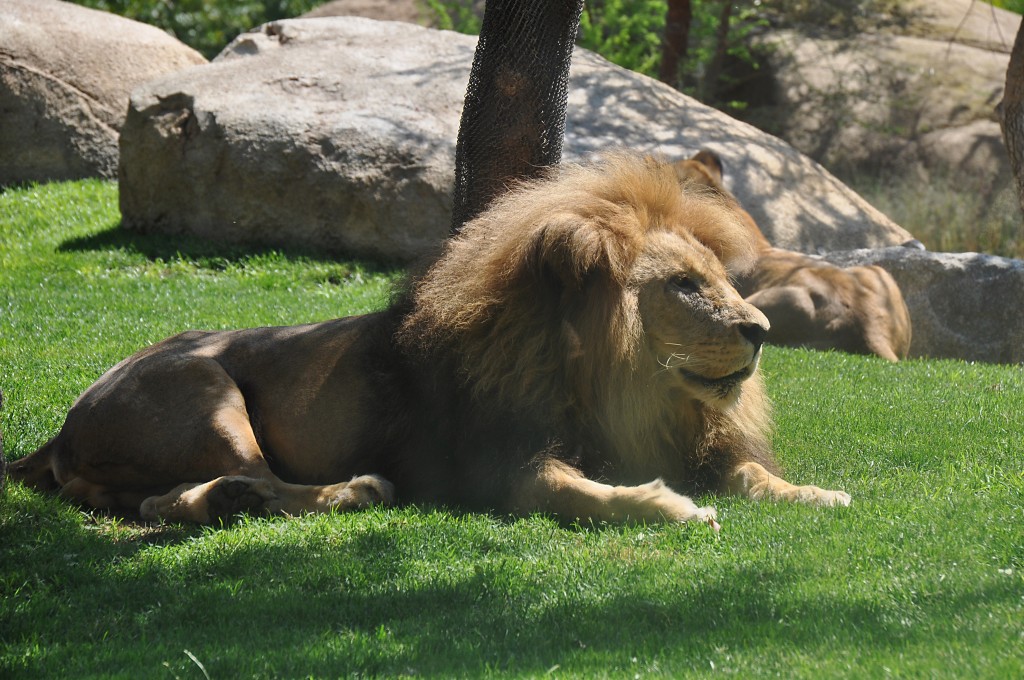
[402,153,771,413]
[634,229,770,405]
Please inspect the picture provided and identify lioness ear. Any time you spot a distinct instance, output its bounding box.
[672,150,726,194]
[691,149,724,185]
[525,214,634,289]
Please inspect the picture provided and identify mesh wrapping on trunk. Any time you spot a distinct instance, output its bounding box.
[450,0,584,233]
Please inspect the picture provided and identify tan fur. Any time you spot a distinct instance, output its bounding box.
[673,151,912,361]
[9,154,849,526]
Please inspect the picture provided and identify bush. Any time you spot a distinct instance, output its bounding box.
[847,171,1024,258]
[989,0,1024,14]
[578,0,766,110]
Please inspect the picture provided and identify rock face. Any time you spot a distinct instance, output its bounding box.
[563,49,913,252]
[120,19,467,260]
[751,0,1020,179]
[0,0,206,185]
[822,248,1024,363]
[119,16,913,261]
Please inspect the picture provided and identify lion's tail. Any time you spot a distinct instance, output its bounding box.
[6,433,62,493]
[2,389,63,493]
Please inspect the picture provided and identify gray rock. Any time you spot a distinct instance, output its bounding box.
[901,0,1020,54]
[563,48,913,252]
[753,0,1020,179]
[0,0,206,185]
[120,18,467,260]
[119,16,913,261]
[822,248,1024,363]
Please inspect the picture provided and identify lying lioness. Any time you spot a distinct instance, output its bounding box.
[673,150,912,362]
[9,155,850,525]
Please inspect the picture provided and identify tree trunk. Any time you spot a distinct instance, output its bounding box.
[449,0,584,234]
[701,0,734,103]
[658,0,692,87]
[999,19,1024,217]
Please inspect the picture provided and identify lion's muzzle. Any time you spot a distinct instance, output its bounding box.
[738,320,768,354]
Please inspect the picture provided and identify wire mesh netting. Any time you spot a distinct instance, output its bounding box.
[450,0,584,233]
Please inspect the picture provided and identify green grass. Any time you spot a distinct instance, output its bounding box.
[1,181,1022,678]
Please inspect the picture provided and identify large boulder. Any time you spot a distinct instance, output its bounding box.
[822,248,1024,363]
[0,0,206,186]
[120,18,466,260]
[750,0,1020,179]
[119,16,913,261]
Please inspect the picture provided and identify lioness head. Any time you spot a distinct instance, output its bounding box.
[402,153,769,411]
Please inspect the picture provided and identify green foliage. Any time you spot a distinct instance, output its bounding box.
[679,1,767,106]
[2,180,1024,677]
[989,0,1024,15]
[424,0,481,34]
[579,0,669,79]
[578,0,767,109]
[69,0,323,59]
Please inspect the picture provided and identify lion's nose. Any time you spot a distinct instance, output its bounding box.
[739,322,768,350]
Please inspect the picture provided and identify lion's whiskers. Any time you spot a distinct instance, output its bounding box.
[655,349,695,376]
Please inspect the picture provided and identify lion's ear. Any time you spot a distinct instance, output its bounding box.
[525,214,634,289]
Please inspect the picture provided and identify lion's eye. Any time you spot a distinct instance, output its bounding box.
[669,275,699,294]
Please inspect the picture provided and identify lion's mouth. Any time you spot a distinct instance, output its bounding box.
[678,353,760,396]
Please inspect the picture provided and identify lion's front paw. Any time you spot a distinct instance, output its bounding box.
[636,480,719,529]
[795,485,851,507]
[821,488,851,507]
[692,504,721,532]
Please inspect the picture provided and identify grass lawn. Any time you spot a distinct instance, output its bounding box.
[1,180,1022,678]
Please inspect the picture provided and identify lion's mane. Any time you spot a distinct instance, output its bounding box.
[398,154,777,491]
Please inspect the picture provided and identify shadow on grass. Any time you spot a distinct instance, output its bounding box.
[4,491,1015,677]
[57,222,399,273]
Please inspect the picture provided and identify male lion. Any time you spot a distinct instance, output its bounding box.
[9,155,850,526]
[674,151,912,362]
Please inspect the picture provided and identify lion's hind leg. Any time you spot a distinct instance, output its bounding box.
[514,458,720,529]
[727,461,851,507]
[140,473,395,524]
